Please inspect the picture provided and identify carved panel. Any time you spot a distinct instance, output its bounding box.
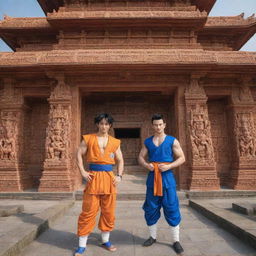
[188,103,215,165]
[45,103,71,161]
[0,111,19,161]
[234,112,256,159]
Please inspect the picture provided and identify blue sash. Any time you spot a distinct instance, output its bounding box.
[88,163,113,171]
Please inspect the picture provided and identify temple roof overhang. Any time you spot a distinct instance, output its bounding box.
[0,50,255,73]
[0,11,207,30]
[202,15,256,50]
[46,10,207,28]
[1,14,255,51]
[37,0,216,14]
[0,17,54,51]
[0,17,51,30]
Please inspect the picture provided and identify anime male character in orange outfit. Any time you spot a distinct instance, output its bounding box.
[74,113,124,256]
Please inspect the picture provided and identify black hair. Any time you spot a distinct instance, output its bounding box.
[151,113,165,123]
[94,113,114,126]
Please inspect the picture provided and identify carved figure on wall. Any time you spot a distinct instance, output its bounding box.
[1,137,16,160]
[0,112,18,160]
[45,104,70,161]
[239,86,253,102]
[236,113,256,158]
[47,128,66,159]
[189,105,214,162]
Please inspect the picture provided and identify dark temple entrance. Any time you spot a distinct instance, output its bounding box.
[114,128,141,165]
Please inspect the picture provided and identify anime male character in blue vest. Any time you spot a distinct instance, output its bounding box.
[138,114,185,255]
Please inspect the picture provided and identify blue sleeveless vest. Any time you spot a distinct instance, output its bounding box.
[144,135,176,188]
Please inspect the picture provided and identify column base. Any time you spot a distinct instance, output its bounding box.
[188,167,220,191]
[39,161,73,192]
[229,169,256,190]
[0,163,32,192]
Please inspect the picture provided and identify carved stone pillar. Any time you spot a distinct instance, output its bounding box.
[228,79,256,190]
[39,74,73,192]
[0,78,32,191]
[185,75,220,190]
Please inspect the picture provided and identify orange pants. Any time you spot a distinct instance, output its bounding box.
[77,192,116,236]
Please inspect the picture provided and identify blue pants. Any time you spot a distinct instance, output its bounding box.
[143,186,181,227]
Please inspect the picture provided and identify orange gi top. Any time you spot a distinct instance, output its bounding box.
[83,133,121,195]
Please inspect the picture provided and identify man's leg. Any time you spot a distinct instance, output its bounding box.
[162,187,184,254]
[98,193,117,252]
[142,187,162,246]
[75,193,100,255]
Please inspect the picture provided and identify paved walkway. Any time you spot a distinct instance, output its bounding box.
[16,200,256,256]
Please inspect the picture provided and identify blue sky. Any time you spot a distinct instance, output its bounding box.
[0,0,255,52]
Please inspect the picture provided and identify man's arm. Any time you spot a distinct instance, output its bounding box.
[138,144,154,171]
[113,145,124,185]
[115,146,124,176]
[76,140,94,181]
[158,139,185,172]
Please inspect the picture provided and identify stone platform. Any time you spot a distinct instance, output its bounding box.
[6,200,256,256]
[0,174,255,256]
[0,174,255,201]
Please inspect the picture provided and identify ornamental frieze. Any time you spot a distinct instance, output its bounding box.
[1,50,256,67]
[47,10,206,19]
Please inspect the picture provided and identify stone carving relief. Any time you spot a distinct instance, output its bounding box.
[188,104,214,164]
[235,113,256,158]
[45,104,70,160]
[0,111,18,161]
[238,86,253,102]
[232,85,254,104]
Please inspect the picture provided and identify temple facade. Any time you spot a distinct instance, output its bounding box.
[0,0,256,192]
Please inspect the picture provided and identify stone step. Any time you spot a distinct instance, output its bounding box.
[187,190,256,199]
[232,202,256,216]
[189,199,256,250]
[0,192,75,200]
[0,200,74,256]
